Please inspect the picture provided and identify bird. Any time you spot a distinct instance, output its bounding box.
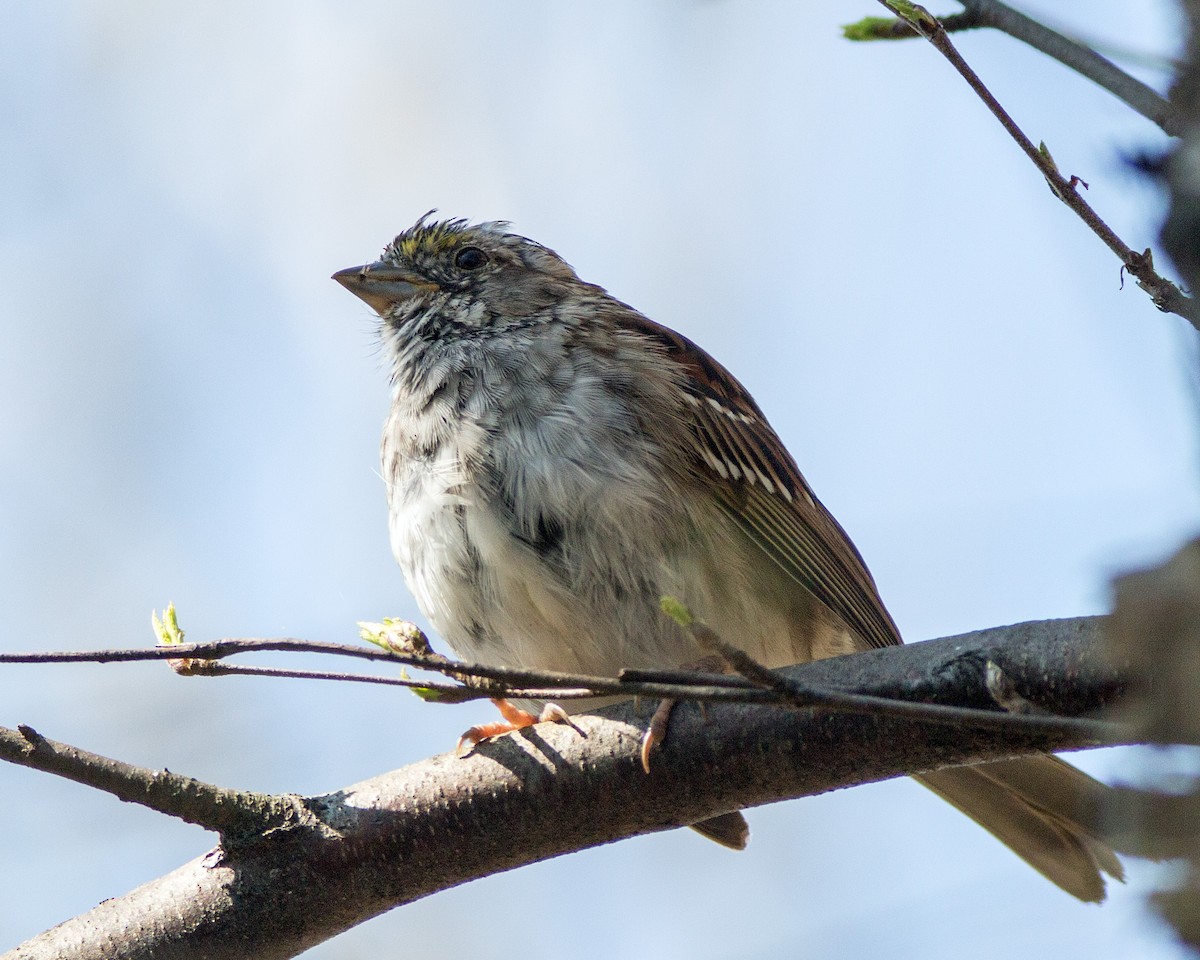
[333,214,1123,901]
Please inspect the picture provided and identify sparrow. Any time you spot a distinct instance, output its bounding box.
[334,216,1122,900]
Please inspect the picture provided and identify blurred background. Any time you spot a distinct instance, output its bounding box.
[2,1,1197,957]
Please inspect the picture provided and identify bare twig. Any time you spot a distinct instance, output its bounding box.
[2,623,1126,741]
[0,638,621,692]
[877,1,1196,327]
[957,0,1180,136]
[850,2,1179,135]
[1,637,411,666]
[672,615,1122,741]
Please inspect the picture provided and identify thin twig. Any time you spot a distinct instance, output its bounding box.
[778,678,1113,739]
[2,631,1127,741]
[0,638,756,699]
[957,0,1180,136]
[878,1,1196,328]
[176,661,478,698]
[178,660,607,704]
[1,638,415,667]
[851,2,1179,136]
[0,637,814,703]
[681,620,1120,742]
[1,639,610,690]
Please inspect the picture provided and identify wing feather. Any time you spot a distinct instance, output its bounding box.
[628,314,901,650]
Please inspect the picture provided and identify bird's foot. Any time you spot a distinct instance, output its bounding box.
[456,698,581,757]
[639,653,728,772]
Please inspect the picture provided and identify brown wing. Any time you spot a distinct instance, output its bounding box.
[633,315,901,650]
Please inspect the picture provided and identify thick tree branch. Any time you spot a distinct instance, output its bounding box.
[0,726,317,841]
[4,618,1138,960]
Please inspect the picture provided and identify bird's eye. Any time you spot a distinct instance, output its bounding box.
[455,247,487,270]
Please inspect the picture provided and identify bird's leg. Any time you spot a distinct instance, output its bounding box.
[456,698,580,758]
[640,653,729,773]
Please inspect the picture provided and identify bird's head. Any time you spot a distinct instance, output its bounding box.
[333,214,588,336]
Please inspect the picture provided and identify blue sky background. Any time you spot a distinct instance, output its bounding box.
[2,1,1197,957]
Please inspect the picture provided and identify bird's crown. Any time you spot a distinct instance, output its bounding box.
[383,213,510,263]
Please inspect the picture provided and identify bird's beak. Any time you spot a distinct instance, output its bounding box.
[332,261,438,315]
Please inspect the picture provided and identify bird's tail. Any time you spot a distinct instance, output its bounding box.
[915,754,1124,902]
